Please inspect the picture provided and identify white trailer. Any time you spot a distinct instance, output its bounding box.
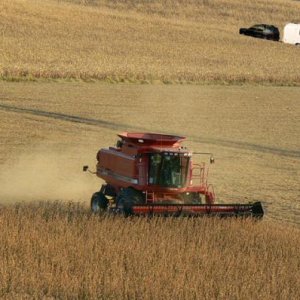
[283,23,300,45]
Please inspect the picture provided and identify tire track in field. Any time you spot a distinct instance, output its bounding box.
[0,103,300,159]
[0,103,126,130]
[188,135,300,159]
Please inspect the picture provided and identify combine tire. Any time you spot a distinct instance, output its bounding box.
[116,187,144,216]
[91,192,108,213]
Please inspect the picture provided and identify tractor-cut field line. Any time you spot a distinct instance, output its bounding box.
[1,103,299,159]
[188,135,300,159]
[0,103,124,130]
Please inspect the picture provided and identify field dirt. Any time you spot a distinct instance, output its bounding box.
[0,81,299,225]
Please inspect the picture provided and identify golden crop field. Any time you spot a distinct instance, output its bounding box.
[0,0,300,84]
[1,201,300,299]
[0,81,300,298]
[0,0,300,299]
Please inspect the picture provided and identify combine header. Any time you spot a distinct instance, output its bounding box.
[84,132,264,218]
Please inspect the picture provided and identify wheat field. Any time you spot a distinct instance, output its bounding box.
[1,201,300,299]
[1,0,300,299]
[1,0,300,84]
[0,81,300,298]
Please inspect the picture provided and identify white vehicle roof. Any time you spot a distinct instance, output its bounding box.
[283,23,300,45]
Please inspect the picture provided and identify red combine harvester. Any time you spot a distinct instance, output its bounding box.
[83,132,264,218]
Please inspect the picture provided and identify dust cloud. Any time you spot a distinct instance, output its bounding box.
[0,145,100,204]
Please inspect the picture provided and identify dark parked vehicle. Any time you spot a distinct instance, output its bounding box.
[239,24,280,41]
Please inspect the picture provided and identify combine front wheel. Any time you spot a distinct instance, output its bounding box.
[91,192,108,213]
[116,187,144,216]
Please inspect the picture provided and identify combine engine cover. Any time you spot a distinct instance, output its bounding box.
[86,132,264,218]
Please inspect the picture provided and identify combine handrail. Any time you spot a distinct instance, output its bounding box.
[191,163,207,187]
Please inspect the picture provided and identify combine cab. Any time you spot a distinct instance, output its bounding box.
[84,132,264,218]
